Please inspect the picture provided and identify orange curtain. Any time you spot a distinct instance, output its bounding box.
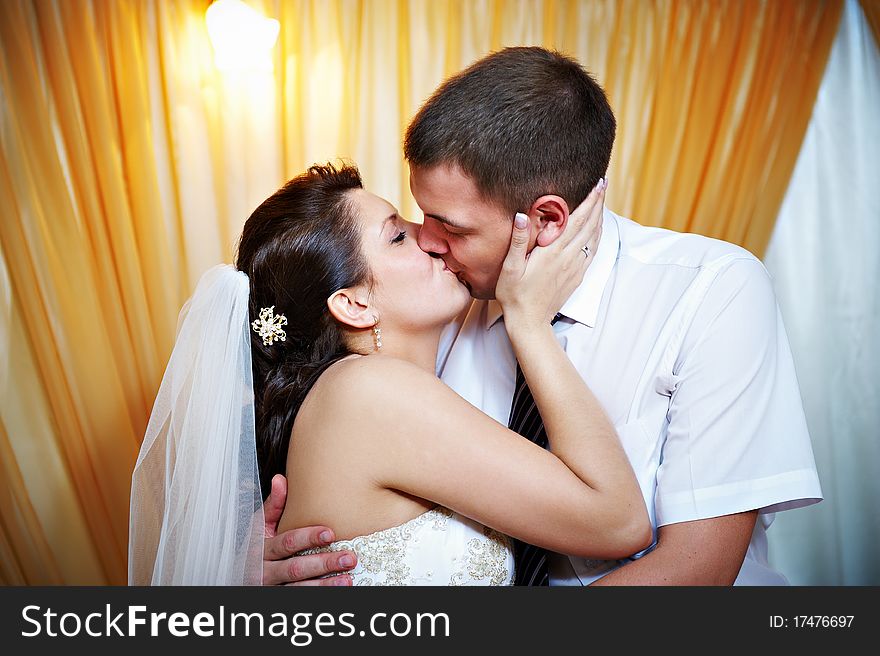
[598,0,843,254]
[861,0,880,46]
[0,0,843,584]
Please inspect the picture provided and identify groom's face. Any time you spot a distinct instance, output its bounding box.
[409,164,515,300]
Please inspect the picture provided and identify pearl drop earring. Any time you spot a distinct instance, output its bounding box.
[373,323,382,350]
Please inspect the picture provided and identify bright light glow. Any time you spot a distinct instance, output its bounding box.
[206,0,280,72]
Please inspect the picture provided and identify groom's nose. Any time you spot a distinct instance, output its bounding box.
[416,218,448,255]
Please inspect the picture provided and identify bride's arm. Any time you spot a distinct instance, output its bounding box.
[341,354,648,560]
[497,181,644,538]
[505,320,641,534]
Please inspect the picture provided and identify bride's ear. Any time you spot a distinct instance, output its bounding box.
[327,286,376,329]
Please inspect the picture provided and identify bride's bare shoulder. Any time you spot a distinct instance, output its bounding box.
[303,353,448,423]
[308,354,442,411]
[292,354,452,455]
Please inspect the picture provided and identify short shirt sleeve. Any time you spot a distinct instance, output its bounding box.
[654,257,822,527]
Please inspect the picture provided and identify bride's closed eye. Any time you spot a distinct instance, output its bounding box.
[391,230,407,244]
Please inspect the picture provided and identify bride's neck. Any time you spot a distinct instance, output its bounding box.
[347,325,441,374]
[380,327,442,373]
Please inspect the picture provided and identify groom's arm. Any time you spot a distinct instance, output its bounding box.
[261,474,357,586]
[589,510,757,586]
[592,259,816,585]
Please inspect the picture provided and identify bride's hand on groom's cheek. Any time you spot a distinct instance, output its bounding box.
[261,474,358,586]
[496,178,605,330]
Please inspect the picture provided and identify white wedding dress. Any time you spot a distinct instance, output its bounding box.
[301,506,515,585]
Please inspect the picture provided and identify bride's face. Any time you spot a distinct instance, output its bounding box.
[349,188,472,330]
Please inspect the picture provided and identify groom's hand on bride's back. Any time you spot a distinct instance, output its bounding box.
[261,474,357,586]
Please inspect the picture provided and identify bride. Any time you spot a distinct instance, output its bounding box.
[129,162,650,585]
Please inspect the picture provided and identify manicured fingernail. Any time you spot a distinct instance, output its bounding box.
[320,530,333,543]
[514,212,529,229]
[333,575,352,586]
[339,555,355,568]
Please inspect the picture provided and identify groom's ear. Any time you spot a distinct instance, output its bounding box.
[529,195,570,248]
[327,286,375,329]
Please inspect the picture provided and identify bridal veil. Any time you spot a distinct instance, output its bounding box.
[128,265,264,585]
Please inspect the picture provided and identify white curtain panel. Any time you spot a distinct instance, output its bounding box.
[764,0,880,585]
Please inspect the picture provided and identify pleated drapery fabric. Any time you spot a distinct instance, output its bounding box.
[859,0,880,46]
[764,0,880,585]
[0,0,842,584]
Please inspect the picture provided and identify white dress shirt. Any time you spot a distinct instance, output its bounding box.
[436,209,823,585]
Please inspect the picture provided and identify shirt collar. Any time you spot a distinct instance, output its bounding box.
[485,209,621,330]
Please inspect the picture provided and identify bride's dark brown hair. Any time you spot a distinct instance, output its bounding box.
[236,163,371,500]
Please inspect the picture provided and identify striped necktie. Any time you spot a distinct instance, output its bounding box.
[507,313,562,586]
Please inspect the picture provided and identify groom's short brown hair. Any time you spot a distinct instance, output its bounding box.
[404,47,615,215]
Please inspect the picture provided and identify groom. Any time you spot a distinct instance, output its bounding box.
[261,47,822,586]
